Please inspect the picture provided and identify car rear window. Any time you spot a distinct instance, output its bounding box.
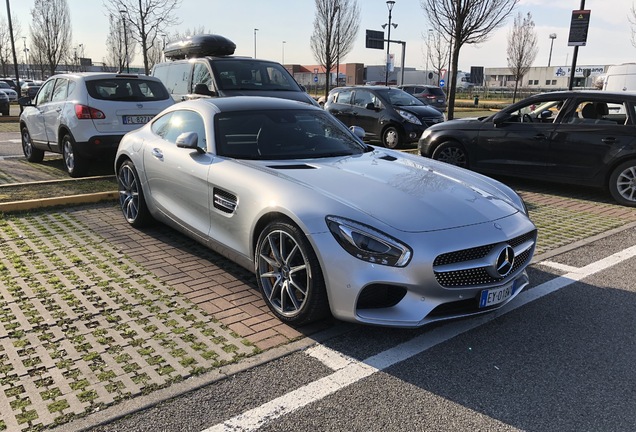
[429,87,445,97]
[85,78,170,101]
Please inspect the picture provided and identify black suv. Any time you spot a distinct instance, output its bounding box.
[398,84,447,112]
[324,86,444,148]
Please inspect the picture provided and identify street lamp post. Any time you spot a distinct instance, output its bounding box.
[254,28,259,58]
[282,40,286,64]
[22,36,29,79]
[384,0,395,86]
[120,9,129,73]
[548,33,557,67]
[426,29,432,85]
[335,3,340,88]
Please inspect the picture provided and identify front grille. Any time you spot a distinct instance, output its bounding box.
[433,230,536,288]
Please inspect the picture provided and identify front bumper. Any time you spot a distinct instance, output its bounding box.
[309,212,537,328]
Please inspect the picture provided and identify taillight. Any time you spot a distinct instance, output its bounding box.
[75,104,106,120]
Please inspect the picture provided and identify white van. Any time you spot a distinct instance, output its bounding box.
[603,63,636,92]
[152,34,317,106]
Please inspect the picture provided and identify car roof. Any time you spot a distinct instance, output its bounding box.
[43,72,163,82]
[173,96,324,113]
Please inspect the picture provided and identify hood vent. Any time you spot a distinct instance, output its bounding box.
[378,154,397,161]
[213,188,237,214]
[267,164,316,170]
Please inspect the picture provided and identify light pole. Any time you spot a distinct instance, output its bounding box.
[22,36,29,79]
[548,33,557,67]
[254,28,259,58]
[282,40,286,64]
[335,2,340,88]
[120,9,129,73]
[384,1,395,86]
[426,28,432,85]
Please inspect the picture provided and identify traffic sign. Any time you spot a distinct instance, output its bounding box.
[314,76,318,83]
[439,79,445,87]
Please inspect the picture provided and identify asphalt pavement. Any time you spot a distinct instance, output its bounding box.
[1,122,636,431]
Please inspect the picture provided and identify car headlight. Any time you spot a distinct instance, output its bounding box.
[326,216,411,267]
[397,109,422,125]
[420,129,433,141]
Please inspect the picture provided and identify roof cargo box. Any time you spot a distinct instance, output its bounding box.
[164,34,236,59]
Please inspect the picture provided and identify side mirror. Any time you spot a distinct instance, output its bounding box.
[176,132,205,154]
[365,102,376,110]
[493,111,511,125]
[349,125,365,139]
[18,96,32,107]
[193,83,216,97]
[540,110,553,119]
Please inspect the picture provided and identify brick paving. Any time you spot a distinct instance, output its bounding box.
[1,152,636,430]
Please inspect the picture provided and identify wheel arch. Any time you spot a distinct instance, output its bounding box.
[605,155,636,190]
[251,212,298,262]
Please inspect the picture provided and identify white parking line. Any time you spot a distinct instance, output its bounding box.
[203,245,636,432]
[539,260,580,273]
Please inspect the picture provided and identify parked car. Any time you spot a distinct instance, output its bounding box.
[0,78,18,92]
[21,81,41,99]
[419,90,636,206]
[398,84,447,112]
[115,96,537,327]
[152,34,317,106]
[0,90,9,116]
[19,72,174,177]
[324,86,444,148]
[0,80,18,102]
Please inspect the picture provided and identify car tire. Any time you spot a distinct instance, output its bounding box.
[21,126,45,163]
[62,133,88,177]
[117,159,153,227]
[609,160,636,207]
[255,221,330,326]
[382,126,401,149]
[431,141,469,168]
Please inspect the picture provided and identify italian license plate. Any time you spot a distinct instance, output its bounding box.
[479,285,513,308]
[123,115,152,125]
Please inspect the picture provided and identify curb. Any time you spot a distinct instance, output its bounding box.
[0,191,118,213]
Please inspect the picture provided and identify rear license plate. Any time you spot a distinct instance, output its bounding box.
[123,115,153,125]
[479,285,512,308]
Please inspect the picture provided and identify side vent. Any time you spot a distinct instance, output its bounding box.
[213,188,237,214]
[379,155,397,161]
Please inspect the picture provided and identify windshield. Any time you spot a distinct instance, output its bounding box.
[212,60,300,92]
[215,109,368,160]
[383,89,425,107]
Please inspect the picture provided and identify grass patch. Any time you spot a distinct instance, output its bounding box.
[0,177,117,203]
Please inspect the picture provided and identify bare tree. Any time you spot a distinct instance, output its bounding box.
[104,0,182,75]
[507,12,538,103]
[29,0,72,77]
[0,17,22,78]
[630,3,636,48]
[421,0,519,119]
[105,13,138,71]
[424,31,450,90]
[310,0,360,96]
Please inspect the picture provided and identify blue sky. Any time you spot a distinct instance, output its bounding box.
[6,0,636,71]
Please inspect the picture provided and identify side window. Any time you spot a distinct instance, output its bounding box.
[335,89,352,105]
[151,112,173,139]
[51,79,69,102]
[34,79,55,105]
[192,62,213,91]
[563,100,628,125]
[157,110,207,151]
[353,90,374,108]
[510,99,563,123]
[160,62,190,97]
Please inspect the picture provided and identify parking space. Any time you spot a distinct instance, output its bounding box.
[1,155,636,430]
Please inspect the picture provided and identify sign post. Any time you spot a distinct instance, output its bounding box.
[567,2,590,90]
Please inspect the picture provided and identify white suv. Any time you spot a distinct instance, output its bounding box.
[19,72,174,177]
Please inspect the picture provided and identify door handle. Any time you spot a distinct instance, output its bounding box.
[151,148,163,159]
[601,137,616,144]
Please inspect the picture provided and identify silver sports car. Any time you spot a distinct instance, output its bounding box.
[115,97,537,327]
